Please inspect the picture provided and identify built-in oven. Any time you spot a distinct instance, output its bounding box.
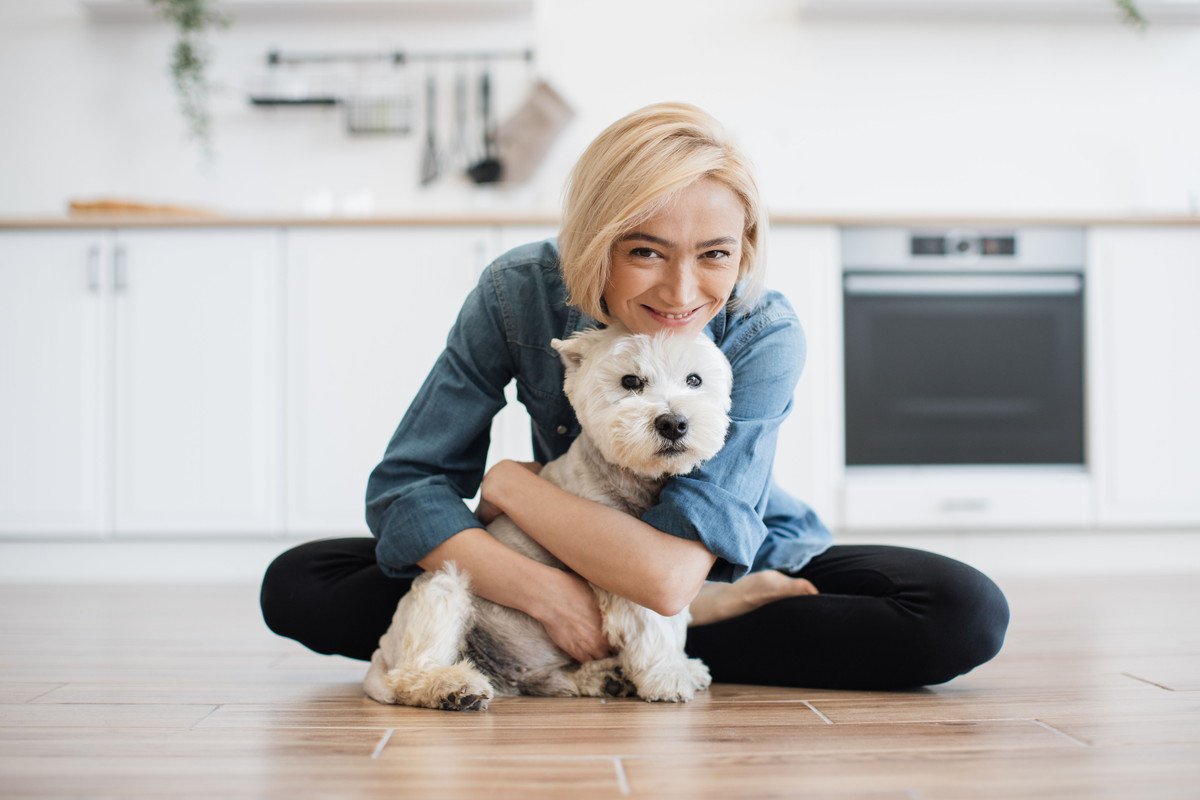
[840,227,1091,528]
[843,227,1086,466]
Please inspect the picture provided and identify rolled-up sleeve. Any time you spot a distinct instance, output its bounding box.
[640,315,806,583]
[365,265,514,578]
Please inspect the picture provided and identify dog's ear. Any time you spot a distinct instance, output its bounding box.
[550,337,586,372]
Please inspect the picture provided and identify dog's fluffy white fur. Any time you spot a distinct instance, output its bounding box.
[364,325,733,710]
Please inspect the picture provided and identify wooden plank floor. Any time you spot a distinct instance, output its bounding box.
[1,574,1198,798]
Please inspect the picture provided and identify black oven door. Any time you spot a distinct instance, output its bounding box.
[843,272,1085,466]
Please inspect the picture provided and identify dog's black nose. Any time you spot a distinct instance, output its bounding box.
[654,413,688,442]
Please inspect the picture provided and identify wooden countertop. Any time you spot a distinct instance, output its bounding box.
[3,213,1200,229]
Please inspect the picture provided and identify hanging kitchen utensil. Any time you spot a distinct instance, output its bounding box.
[493,78,574,184]
[467,61,503,184]
[419,70,441,186]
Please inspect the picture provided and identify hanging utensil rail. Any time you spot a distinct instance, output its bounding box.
[265,48,534,67]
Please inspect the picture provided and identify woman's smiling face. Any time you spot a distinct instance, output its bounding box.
[604,177,745,337]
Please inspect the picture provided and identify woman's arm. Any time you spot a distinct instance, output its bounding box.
[482,461,717,616]
[417,527,613,663]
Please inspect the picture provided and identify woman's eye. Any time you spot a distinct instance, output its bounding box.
[703,250,731,260]
[621,375,645,391]
[630,248,658,259]
[686,373,702,388]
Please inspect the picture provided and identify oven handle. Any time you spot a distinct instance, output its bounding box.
[844,273,1082,296]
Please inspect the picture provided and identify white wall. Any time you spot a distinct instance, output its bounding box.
[2,1,1199,218]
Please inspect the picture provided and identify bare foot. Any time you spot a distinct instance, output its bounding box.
[740,570,818,607]
[688,571,818,626]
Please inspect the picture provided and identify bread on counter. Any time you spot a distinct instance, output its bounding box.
[68,198,219,217]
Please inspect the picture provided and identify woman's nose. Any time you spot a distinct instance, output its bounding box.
[660,261,698,307]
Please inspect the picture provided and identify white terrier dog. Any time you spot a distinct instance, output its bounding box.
[363,325,733,711]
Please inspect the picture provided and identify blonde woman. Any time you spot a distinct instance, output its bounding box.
[261,103,1009,689]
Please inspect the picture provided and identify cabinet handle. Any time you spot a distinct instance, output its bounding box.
[86,245,101,293]
[939,498,990,513]
[113,244,128,292]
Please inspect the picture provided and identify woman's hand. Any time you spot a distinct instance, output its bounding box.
[476,460,542,525]
[474,460,610,662]
[532,570,613,664]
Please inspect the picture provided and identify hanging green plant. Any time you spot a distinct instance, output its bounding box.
[1115,0,1148,30]
[149,0,230,159]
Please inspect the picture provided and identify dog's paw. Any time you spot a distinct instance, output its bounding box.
[429,665,494,712]
[438,689,490,712]
[686,657,712,693]
[633,661,704,703]
[385,660,495,712]
[570,656,636,698]
[602,664,638,698]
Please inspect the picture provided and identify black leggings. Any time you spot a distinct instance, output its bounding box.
[260,538,1010,690]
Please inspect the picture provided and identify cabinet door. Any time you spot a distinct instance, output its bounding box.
[113,229,280,534]
[0,231,109,536]
[765,226,843,528]
[1090,227,1200,526]
[284,227,490,535]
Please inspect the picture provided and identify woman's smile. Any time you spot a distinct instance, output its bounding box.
[643,303,708,326]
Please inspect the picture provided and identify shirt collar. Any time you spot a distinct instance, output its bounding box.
[566,305,597,338]
[705,302,729,345]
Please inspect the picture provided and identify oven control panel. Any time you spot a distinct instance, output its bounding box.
[911,232,1016,257]
[841,226,1085,271]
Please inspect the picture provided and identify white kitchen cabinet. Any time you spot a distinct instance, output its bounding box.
[0,228,280,538]
[0,231,110,536]
[112,229,281,535]
[283,227,495,535]
[756,225,843,527]
[1089,227,1200,526]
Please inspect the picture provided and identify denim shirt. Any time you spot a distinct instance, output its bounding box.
[365,238,832,583]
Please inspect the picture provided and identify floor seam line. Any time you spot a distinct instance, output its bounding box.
[371,728,394,760]
[1032,718,1090,747]
[23,683,70,704]
[613,756,631,796]
[188,705,221,731]
[803,700,834,724]
[1120,671,1175,691]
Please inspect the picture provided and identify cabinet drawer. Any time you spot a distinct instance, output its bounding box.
[841,467,1094,530]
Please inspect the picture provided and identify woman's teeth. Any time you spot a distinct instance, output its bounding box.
[651,307,696,320]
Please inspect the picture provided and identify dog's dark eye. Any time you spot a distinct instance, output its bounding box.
[621,375,644,391]
[686,373,702,388]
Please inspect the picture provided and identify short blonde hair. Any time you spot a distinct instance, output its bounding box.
[558,102,768,322]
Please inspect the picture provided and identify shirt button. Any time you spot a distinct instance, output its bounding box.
[556,425,568,435]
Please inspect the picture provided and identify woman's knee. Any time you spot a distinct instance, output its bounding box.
[917,558,1010,685]
[260,538,363,638]
[259,542,312,638]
